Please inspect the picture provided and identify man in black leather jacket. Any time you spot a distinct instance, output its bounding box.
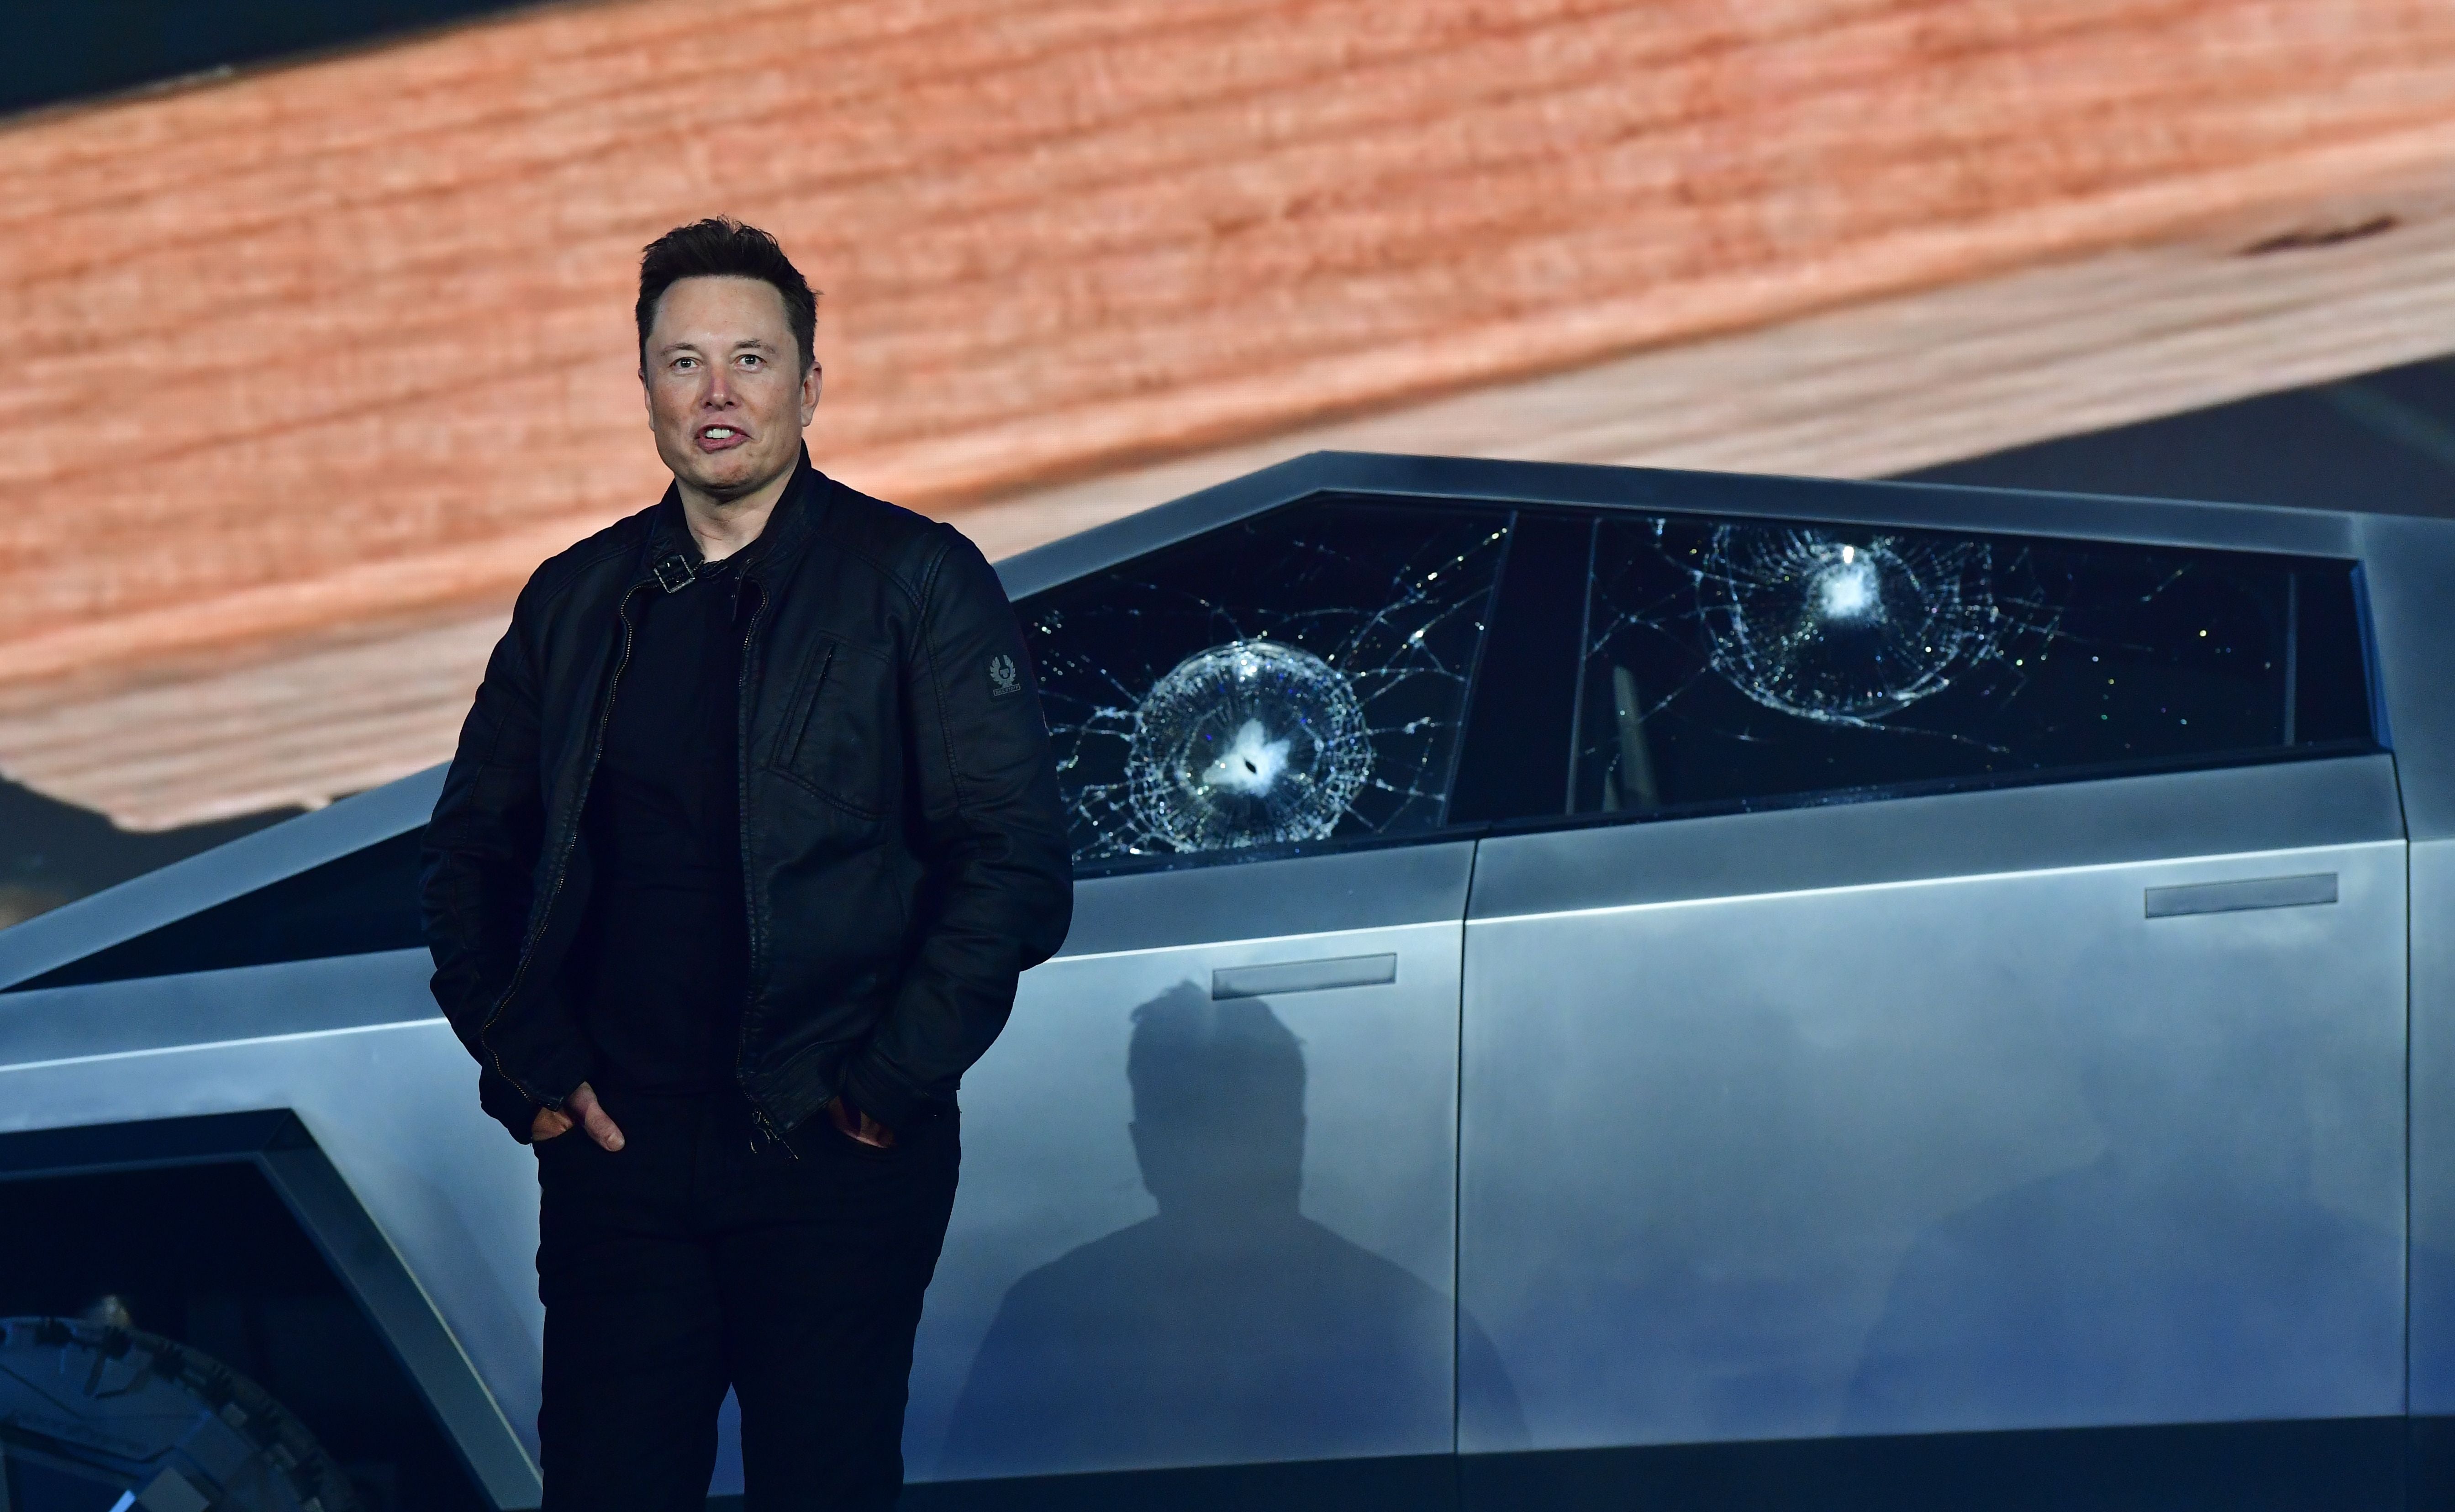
[419,218,1072,1512]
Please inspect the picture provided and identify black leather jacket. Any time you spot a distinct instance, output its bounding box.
[419,455,1073,1143]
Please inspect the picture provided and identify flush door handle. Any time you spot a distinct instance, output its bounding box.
[2144,872,2338,918]
[1211,953,1399,1001]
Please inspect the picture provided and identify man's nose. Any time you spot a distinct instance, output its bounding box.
[705,364,735,405]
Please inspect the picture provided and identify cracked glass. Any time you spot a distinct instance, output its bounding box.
[1021,497,1508,869]
[1573,515,2373,817]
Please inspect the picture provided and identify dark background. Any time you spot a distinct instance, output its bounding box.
[0,0,539,118]
[1905,355,2455,515]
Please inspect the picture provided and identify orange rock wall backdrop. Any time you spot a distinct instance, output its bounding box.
[6,0,2455,683]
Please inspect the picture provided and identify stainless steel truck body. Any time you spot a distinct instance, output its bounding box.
[4,453,2448,1510]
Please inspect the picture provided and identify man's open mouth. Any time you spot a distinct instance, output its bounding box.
[697,425,748,449]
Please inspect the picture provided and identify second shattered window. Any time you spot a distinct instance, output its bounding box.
[1021,496,1508,868]
[1574,515,2374,817]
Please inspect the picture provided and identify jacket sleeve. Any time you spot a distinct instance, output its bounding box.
[838,529,1075,1131]
[418,582,592,1141]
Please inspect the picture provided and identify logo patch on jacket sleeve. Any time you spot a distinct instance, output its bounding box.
[987,654,1022,698]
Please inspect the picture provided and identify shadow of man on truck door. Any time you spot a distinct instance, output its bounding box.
[940,982,1521,1476]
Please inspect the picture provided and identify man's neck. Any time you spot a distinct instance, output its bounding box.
[677,460,797,563]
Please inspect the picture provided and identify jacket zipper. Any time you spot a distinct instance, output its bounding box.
[478,582,643,1109]
[749,1104,793,1159]
[731,579,797,1159]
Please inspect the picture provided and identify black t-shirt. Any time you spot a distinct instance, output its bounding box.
[567,546,761,1095]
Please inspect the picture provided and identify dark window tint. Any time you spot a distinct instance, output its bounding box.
[1566,517,2372,819]
[1021,496,1508,869]
[6,830,426,992]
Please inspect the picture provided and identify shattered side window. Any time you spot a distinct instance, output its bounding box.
[1574,516,2374,816]
[1021,497,1508,869]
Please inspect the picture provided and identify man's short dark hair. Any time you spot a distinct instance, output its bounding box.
[636,217,818,374]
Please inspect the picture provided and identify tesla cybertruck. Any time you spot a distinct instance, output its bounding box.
[4,452,2453,1511]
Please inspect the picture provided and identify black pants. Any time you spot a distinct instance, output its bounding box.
[534,1087,960,1512]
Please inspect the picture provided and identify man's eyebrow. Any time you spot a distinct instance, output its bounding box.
[732,337,779,350]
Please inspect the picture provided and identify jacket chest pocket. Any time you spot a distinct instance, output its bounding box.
[768,638,892,818]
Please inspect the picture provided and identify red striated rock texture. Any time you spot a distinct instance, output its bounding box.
[5,0,2455,684]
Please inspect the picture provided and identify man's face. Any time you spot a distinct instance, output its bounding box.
[640,275,818,500]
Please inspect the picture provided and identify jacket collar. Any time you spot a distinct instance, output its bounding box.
[637,447,825,594]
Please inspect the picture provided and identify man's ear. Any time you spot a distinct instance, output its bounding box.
[801,361,822,425]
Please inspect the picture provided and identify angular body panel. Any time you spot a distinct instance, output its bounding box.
[1462,761,2406,1448]
[917,844,1473,1479]
[4,454,2451,1508]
